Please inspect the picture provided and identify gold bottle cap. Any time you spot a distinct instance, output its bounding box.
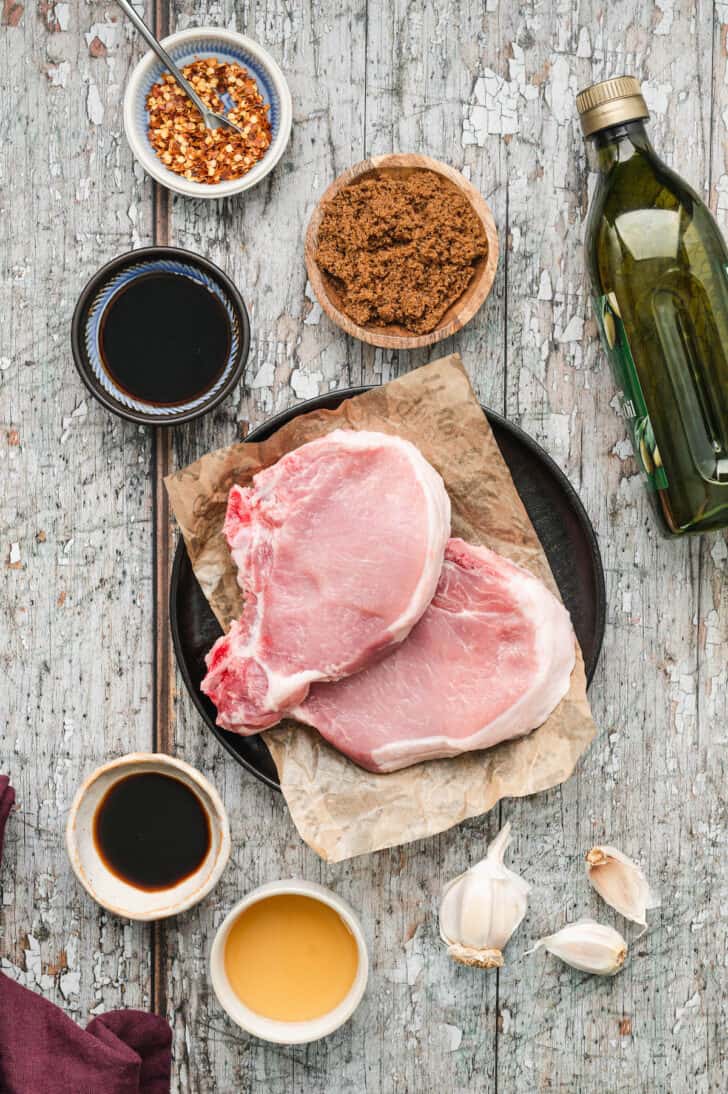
[576,76,649,137]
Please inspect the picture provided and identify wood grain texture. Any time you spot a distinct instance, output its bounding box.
[0,0,154,1023]
[2,0,728,1091]
[303,152,499,348]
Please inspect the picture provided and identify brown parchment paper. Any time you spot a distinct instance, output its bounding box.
[165,355,596,862]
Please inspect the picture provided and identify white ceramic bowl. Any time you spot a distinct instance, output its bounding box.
[123,28,293,199]
[66,753,231,921]
[210,880,369,1044]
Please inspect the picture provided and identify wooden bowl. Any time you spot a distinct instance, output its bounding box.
[304,153,499,350]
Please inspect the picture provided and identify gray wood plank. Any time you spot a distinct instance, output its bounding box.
[497,3,725,1093]
[163,1,371,1090]
[0,0,154,1021]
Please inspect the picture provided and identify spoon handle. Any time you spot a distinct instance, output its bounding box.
[114,0,211,122]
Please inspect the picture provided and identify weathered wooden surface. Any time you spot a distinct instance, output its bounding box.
[0,0,155,1025]
[2,0,727,1091]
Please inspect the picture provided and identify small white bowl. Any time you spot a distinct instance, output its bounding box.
[123,27,293,199]
[66,753,231,921]
[210,880,369,1044]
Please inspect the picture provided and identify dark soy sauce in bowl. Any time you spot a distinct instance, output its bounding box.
[99,272,230,406]
[93,772,211,891]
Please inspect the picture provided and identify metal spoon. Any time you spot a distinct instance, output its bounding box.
[115,0,244,136]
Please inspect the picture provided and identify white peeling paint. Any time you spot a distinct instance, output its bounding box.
[654,0,674,36]
[537,271,553,301]
[612,439,633,460]
[60,969,81,1000]
[86,82,104,126]
[251,360,275,389]
[576,27,592,58]
[710,536,727,565]
[290,368,323,400]
[304,281,322,326]
[8,542,21,565]
[463,69,520,144]
[55,2,70,31]
[642,81,671,115]
[60,400,88,444]
[558,316,584,343]
[84,21,119,50]
[47,61,70,88]
[673,990,701,1033]
[442,1024,463,1051]
[24,935,42,982]
[546,55,573,126]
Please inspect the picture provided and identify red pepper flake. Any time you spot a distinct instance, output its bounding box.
[145,58,272,184]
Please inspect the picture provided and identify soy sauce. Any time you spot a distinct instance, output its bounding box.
[93,772,211,891]
[99,272,230,406]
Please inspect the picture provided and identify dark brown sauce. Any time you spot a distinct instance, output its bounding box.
[99,271,230,406]
[93,772,211,891]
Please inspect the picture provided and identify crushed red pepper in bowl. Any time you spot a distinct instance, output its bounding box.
[145,58,272,185]
[314,170,489,335]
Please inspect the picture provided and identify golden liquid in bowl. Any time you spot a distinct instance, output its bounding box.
[224,893,359,1021]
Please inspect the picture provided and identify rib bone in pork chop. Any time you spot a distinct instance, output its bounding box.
[202,429,451,732]
[293,538,576,773]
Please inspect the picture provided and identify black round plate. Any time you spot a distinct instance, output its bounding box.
[171,388,606,791]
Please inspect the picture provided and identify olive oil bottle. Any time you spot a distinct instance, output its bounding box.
[578,76,728,535]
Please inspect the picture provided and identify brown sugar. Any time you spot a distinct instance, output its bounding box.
[314,170,488,335]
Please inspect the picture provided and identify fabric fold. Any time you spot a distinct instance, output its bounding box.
[0,775,172,1094]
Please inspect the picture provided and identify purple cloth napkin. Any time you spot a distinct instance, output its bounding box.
[0,775,172,1094]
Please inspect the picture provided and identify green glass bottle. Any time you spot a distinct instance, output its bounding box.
[578,76,728,535]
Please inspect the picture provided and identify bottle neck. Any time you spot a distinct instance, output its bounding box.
[588,119,653,173]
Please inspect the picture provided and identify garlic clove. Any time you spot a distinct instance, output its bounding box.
[526,918,627,976]
[446,944,504,969]
[586,845,659,932]
[439,821,530,968]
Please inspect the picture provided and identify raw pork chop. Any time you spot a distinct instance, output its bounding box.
[202,429,451,732]
[294,538,576,773]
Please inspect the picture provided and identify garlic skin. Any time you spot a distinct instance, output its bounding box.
[586,845,659,932]
[526,918,627,976]
[439,822,530,968]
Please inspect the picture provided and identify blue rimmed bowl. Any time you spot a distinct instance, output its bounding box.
[123,28,292,199]
[71,246,250,425]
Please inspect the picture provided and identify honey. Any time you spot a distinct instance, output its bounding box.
[223,894,359,1021]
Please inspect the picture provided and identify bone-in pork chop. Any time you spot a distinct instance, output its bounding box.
[294,538,576,773]
[202,429,451,732]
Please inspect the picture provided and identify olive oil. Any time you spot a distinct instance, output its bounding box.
[579,77,728,535]
[224,894,359,1021]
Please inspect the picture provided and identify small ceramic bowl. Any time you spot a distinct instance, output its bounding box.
[71,246,250,425]
[66,753,231,921]
[210,880,369,1044]
[123,27,292,199]
[305,152,499,349]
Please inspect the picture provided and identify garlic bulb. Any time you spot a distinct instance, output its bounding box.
[439,822,530,968]
[586,845,659,933]
[526,918,627,976]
